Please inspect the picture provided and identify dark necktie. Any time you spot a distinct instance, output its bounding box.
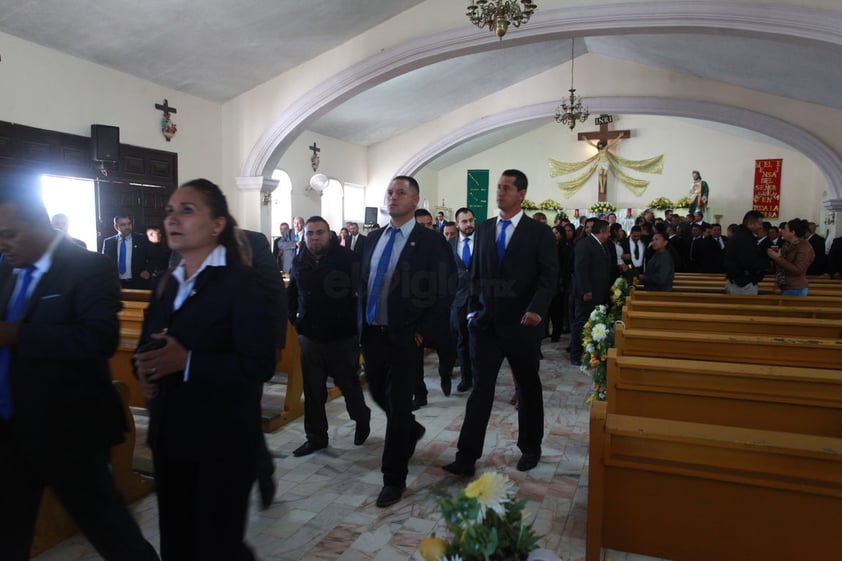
[0,266,36,419]
[633,242,640,261]
[461,238,471,268]
[118,237,127,275]
[366,228,398,325]
[496,220,511,262]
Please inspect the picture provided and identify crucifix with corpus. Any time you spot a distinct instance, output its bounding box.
[577,116,630,202]
[548,114,663,201]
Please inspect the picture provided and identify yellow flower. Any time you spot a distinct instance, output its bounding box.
[464,472,513,521]
[419,536,448,561]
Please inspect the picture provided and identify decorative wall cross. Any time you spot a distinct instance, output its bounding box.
[310,142,321,172]
[155,99,178,142]
[577,116,631,202]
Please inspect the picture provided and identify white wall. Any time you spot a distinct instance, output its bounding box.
[433,115,824,227]
[275,130,368,225]
[0,31,222,193]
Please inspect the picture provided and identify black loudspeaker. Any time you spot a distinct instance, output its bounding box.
[364,206,379,227]
[91,124,120,162]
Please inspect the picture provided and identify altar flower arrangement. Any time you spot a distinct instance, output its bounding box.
[649,196,673,210]
[419,472,539,561]
[521,199,538,210]
[589,202,616,214]
[538,199,562,211]
[673,196,691,209]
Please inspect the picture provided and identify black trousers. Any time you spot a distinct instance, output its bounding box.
[450,303,473,385]
[413,330,457,399]
[299,335,370,446]
[361,327,423,487]
[570,296,598,362]
[153,443,256,561]
[0,421,158,561]
[455,322,544,464]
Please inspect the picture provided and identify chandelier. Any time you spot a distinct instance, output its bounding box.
[554,38,589,130]
[466,0,537,39]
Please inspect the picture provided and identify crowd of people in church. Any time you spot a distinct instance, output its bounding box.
[2,165,841,561]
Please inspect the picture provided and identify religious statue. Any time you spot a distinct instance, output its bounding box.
[586,134,623,196]
[688,170,709,214]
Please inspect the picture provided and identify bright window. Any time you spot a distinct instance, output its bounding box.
[40,175,97,250]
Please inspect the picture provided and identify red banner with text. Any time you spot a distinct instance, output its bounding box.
[753,159,782,218]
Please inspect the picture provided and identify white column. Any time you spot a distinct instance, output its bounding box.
[234,176,278,234]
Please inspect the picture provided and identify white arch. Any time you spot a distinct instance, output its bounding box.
[396,97,842,201]
[241,2,842,202]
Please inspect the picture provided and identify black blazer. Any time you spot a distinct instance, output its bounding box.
[139,263,275,457]
[573,235,612,305]
[3,238,126,459]
[244,230,288,349]
[358,223,454,344]
[101,232,154,283]
[469,216,558,330]
[350,233,367,257]
[448,235,473,309]
[807,233,828,276]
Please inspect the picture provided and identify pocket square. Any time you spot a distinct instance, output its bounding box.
[40,294,62,300]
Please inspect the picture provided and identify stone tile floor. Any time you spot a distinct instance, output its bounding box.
[35,335,668,561]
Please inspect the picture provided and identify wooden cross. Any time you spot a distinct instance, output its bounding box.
[577,115,631,202]
[154,99,177,116]
[309,142,321,172]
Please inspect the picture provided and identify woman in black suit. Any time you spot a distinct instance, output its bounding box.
[134,179,275,561]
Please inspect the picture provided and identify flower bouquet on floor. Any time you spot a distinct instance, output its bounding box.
[583,278,632,403]
[419,472,540,561]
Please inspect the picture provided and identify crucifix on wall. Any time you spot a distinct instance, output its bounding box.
[548,114,664,200]
[154,99,178,141]
[310,142,321,172]
[577,116,630,202]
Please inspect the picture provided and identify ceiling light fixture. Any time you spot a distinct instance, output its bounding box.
[466,0,537,39]
[554,37,590,131]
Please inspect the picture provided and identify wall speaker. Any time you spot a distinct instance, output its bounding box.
[91,124,120,162]
[364,206,379,227]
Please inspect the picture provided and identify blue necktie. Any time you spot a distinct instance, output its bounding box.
[461,237,471,268]
[496,220,511,262]
[0,266,36,419]
[118,237,127,275]
[366,228,398,325]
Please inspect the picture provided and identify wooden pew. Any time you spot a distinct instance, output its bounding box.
[587,401,842,561]
[628,289,842,307]
[30,381,153,557]
[621,308,842,338]
[606,349,842,437]
[625,298,842,319]
[614,324,842,369]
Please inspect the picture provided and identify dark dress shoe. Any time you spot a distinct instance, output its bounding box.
[409,422,426,458]
[292,441,327,457]
[411,396,427,411]
[442,461,476,477]
[376,484,405,507]
[354,420,370,446]
[456,379,472,393]
[257,473,276,510]
[516,452,541,472]
[440,376,452,397]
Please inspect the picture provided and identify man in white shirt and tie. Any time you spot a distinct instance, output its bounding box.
[346,221,367,257]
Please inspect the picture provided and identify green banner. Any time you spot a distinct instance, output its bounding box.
[467,170,489,220]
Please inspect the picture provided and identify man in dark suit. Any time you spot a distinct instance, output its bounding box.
[829,236,842,279]
[101,214,155,289]
[359,176,454,507]
[347,221,367,257]
[443,169,558,477]
[450,207,476,393]
[570,219,612,366]
[0,175,158,560]
[807,228,828,276]
[621,226,646,280]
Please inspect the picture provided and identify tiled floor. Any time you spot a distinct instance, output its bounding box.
[34,335,668,561]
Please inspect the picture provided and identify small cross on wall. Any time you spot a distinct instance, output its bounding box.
[309,142,321,172]
[155,99,178,141]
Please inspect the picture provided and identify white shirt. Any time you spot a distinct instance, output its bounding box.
[496,210,524,251]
